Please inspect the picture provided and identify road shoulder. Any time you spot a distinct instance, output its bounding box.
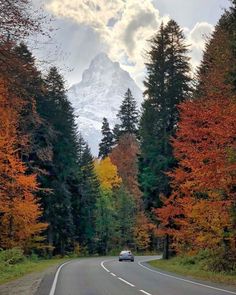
[0,263,59,295]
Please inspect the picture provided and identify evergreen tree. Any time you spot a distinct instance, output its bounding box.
[95,190,116,254]
[117,88,139,136]
[40,67,79,254]
[112,123,121,144]
[139,20,191,210]
[12,43,54,173]
[114,186,136,248]
[77,143,100,254]
[98,117,114,158]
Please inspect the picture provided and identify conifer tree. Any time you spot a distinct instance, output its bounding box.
[115,186,136,247]
[139,20,191,211]
[41,67,79,254]
[112,123,121,144]
[117,88,139,136]
[98,117,114,158]
[77,143,100,254]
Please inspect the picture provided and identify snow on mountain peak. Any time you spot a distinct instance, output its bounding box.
[67,53,143,156]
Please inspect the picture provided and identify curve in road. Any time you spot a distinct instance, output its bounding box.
[40,256,236,295]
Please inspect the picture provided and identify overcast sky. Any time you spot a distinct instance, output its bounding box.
[33,0,231,89]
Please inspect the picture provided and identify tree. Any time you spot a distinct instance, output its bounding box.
[0,81,46,250]
[0,0,41,42]
[95,190,116,254]
[156,9,236,263]
[134,212,155,251]
[76,143,100,254]
[156,93,236,255]
[117,88,139,136]
[98,117,114,158]
[0,0,45,90]
[114,186,136,248]
[94,157,122,191]
[110,133,142,206]
[139,20,191,211]
[112,124,121,144]
[40,67,80,254]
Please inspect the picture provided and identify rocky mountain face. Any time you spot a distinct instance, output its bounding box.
[67,53,143,155]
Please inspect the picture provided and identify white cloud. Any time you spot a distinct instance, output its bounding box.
[187,22,214,70]
[46,0,214,88]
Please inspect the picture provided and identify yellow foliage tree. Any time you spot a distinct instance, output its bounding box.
[134,212,155,251]
[94,157,122,191]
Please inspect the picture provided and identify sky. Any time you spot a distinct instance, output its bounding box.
[33,0,231,89]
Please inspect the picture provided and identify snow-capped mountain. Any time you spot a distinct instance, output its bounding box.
[67,52,143,156]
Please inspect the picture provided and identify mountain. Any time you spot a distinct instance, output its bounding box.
[67,52,143,156]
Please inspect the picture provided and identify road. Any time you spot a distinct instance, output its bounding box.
[37,256,236,295]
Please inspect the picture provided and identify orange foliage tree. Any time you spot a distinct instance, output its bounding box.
[155,18,236,255]
[110,133,142,205]
[156,94,236,253]
[110,134,156,250]
[0,81,46,250]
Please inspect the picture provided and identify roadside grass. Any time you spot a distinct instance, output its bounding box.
[0,257,68,285]
[148,256,236,286]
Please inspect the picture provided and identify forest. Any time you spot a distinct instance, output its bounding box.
[0,0,235,275]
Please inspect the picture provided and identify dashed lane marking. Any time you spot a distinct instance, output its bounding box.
[140,290,152,295]
[118,277,135,287]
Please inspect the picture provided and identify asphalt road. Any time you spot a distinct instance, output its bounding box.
[38,256,236,295]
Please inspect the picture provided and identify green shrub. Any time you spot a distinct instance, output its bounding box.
[200,249,236,273]
[179,255,196,266]
[29,252,39,262]
[0,248,25,265]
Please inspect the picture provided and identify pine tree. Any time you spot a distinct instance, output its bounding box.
[41,67,79,254]
[77,144,100,254]
[139,20,191,211]
[95,190,115,254]
[112,123,121,144]
[115,186,136,248]
[117,88,139,136]
[98,117,114,158]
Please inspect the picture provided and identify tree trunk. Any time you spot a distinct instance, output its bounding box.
[163,234,169,259]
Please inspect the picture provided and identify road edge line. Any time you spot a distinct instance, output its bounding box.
[138,261,236,295]
[49,261,72,295]
[101,260,112,272]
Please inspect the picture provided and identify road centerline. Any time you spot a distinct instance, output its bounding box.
[140,289,152,295]
[118,277,135,287]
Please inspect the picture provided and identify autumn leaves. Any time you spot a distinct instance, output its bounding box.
[156,11,236,263]
[0,82,46,250]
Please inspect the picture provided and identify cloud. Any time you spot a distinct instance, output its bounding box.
[45,0,214,88]
[187,22,214,69]
[45,0,165,87]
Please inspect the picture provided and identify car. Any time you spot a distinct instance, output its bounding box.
[119,250,134,262]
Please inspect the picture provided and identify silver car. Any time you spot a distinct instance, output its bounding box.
[119,250,134,262]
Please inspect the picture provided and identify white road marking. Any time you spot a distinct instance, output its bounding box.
[118,277,135,287]
[111,273,116,276]
[49,261,71,295]
[140,290,152,295]
[100,260,111,272]
[138,261,236,295]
